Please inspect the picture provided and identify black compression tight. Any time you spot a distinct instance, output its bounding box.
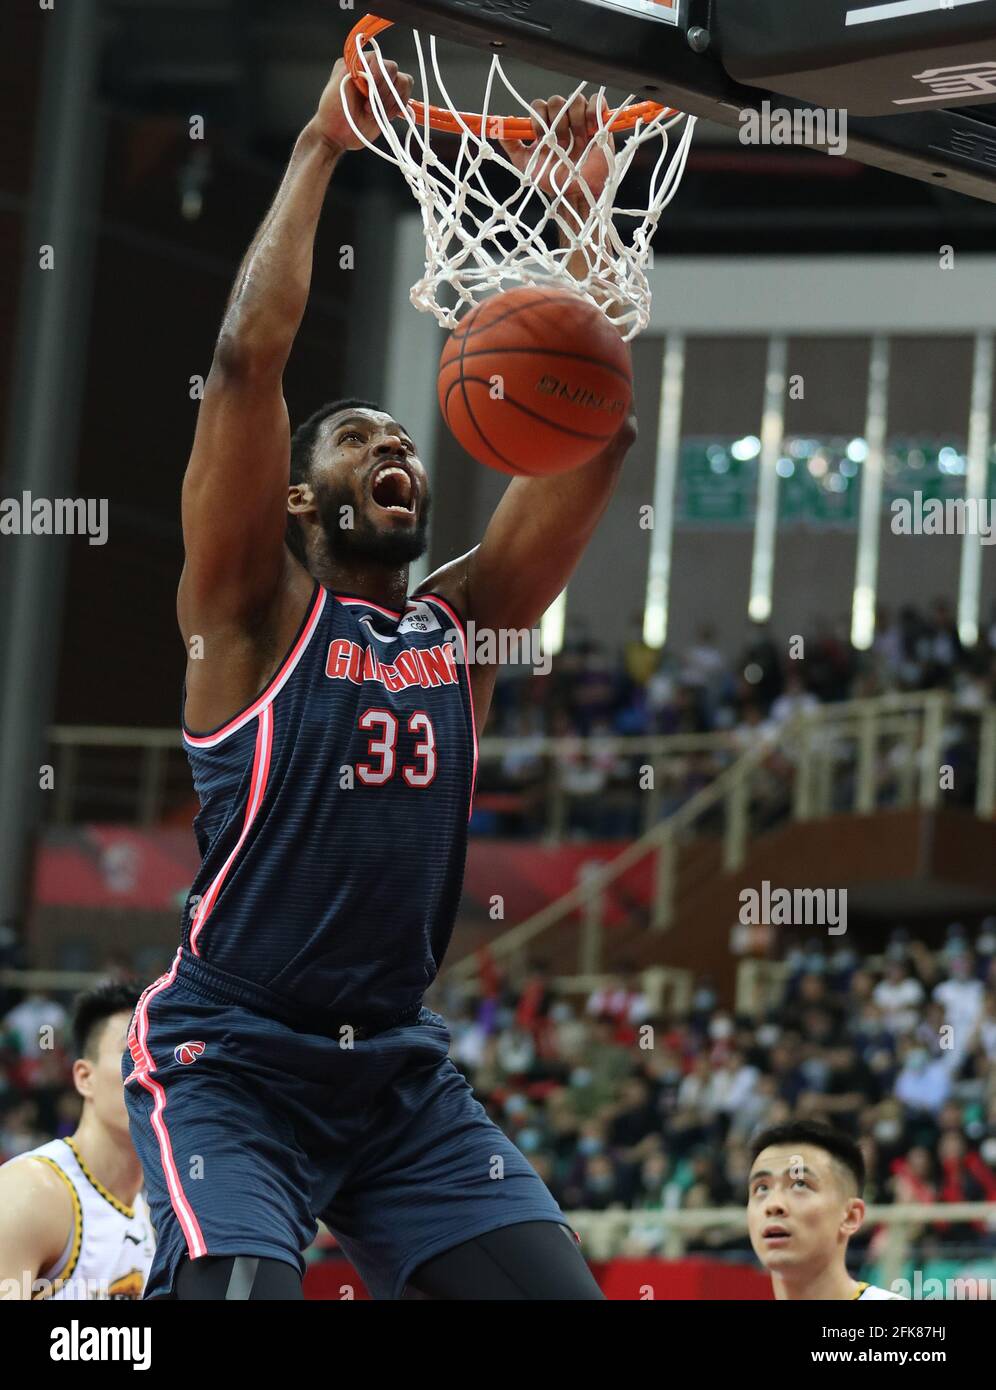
[405,1221,605,1300]
[172,1254,304,1300]
[171,1222,603,1300]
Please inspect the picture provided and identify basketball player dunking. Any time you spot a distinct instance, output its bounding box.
[0,983,155,1300]
[124,56,635,1300]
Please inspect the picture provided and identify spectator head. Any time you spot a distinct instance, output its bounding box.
[585,1153,617,1190]
[906,1145,935,1180]
[71,980,140,1141]
[849,969,875,1000]
[640,1151,669,1186]
[528,1152,555,1186]
[799,974,825,1002]
[949,953,974,980]
[938,1132,966,1163]
[939,1100,961,1134]
[592,1017,618,1047]
[619,1077,650,1109]
[828,1045,856,1071]
[747,1121,867,1281]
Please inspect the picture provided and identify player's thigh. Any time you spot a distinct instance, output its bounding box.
[124,998,316,1295]
[322,1054,566,1298]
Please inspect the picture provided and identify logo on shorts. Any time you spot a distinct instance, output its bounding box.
[174,1040,206,1066]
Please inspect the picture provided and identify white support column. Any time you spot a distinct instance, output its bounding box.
[851,337,891,651]
[386,212,444,589]
[958,333,994,648]
[748,336,789,623]
[644,334,685,648]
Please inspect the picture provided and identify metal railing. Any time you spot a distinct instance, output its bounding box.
[46,692,996,830]
[566,1203,996,1277]
[443,691,996,981]
[43,724,744,831]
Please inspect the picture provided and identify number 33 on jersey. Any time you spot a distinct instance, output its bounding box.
[179,588,478,1019]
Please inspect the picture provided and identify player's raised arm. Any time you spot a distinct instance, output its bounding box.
[177,58,412,638]
[425,95,637,635]
[0,1159,74,1298]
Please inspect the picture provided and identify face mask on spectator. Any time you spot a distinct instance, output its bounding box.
[579,1135,603,1156]
[981,1137,996,1166]
[875,1119,902,1143]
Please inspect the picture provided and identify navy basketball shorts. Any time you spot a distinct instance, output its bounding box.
[123,951,565,1299]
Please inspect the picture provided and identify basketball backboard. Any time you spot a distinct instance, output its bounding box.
[367,0,996,203]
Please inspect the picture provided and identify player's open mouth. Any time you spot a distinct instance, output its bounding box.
[763,1227,790,1243]
[370,461,416,515]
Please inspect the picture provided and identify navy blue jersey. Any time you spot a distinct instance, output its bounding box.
[180,584,478,1026]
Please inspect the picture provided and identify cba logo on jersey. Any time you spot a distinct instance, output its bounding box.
[174,1040,206,1066]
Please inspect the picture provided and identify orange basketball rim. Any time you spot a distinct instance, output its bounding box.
[344,13,678,141]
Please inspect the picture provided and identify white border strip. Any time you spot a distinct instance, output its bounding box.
[647,257,996,334]
[591,0,681,25]
[847,0,987,25]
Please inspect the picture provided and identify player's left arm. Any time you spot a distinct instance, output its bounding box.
[439,417,636,635]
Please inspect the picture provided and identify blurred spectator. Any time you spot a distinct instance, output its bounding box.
[934,953,985,1039]
[873,959,926,1035]
[894,1039,953,1116]
[0,1099,47,1162]
[478,600,994,839]
[769,670,820,726]
[3,991,67,1059]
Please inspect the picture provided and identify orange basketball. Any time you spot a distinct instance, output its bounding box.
[437,287,633,476]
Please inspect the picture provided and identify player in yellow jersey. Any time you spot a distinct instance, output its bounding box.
[747,1121,906,1301]
[0,981,154,1300]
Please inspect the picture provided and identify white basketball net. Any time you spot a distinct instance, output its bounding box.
[344,29,696,341]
